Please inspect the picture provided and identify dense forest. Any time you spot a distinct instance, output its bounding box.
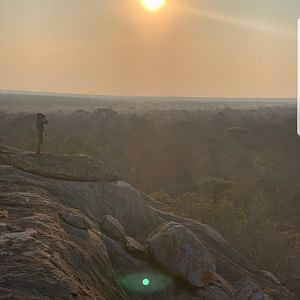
[0,105,299,296]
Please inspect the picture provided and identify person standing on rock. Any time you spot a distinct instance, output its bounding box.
[36,113,48,155]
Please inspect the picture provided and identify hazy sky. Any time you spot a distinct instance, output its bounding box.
[0,0,299,98]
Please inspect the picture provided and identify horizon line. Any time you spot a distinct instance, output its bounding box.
[0,89,296,101]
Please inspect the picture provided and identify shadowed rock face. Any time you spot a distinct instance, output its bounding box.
[0,150,296,299]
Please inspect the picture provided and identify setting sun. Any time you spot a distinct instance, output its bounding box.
[140,0,166,12]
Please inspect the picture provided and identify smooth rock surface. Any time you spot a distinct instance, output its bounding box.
[11,152,119,182]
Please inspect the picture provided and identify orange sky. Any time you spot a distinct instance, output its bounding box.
[0,0,299,98]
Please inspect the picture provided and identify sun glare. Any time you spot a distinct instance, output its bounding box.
[140,0,166,12]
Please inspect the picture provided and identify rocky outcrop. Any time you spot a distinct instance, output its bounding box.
[11,152,119,181]
[146,222,216,288]
[0,150,296,299]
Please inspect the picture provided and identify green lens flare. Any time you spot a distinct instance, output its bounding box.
[119,272,172,294]
[142,278,150,286]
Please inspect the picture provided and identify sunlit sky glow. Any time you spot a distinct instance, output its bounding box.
[0,0,299,98]
[141,0,166,12]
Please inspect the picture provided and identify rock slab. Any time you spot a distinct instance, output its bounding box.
[11,152,119,182]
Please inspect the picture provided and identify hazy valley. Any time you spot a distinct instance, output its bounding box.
[0,92,299,299]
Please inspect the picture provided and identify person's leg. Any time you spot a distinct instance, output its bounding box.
[36,132,44,155]
[36,140,41,155]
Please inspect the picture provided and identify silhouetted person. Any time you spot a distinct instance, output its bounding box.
[36,113,48,155]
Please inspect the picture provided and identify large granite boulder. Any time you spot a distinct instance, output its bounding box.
[11,152,119,182]
[146,222,216,288]
[102,215,126,240]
